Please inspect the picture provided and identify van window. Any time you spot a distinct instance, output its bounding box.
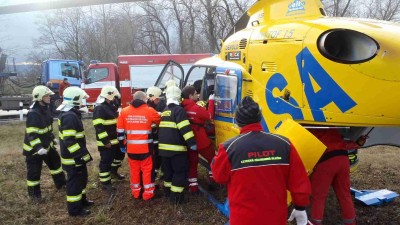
[215,74,238,117]
[86,68,109,84]
[61,62,80,78]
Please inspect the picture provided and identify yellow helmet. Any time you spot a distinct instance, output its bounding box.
[146,86,162,100]
[100,86,120,101]
[61,86,89,107]
[32,85,54,102]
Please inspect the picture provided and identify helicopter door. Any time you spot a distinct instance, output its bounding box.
[184,66,217,101]
[213,67,242,144]
[154,60,185,89]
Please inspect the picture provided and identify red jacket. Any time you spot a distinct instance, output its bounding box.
[59,81,70,97]
[309,129,359,152]
[211,123,311,225]
[181,99,214,149]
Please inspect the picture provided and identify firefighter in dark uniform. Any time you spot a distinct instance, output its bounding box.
[93,86,125,193]
[57,87,94,217]
[146,86,164,183]
[23,85,66,202]
[158,85,197,204]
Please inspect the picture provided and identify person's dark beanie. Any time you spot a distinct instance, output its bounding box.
[235,96,262,127]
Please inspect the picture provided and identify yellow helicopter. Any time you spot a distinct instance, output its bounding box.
[155,0,400,168]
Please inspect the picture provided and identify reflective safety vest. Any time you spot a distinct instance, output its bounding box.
[59,108,92,168]
[117,103,160,154]
[158,104,196,157]
[23,102,55,156]
[92,102,119,147]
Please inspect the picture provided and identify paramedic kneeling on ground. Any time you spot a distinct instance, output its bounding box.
[211,96,311,225]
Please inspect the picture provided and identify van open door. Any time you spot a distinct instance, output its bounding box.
[154,60,185,89]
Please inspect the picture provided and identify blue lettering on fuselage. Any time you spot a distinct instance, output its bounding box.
[266,73,304,121]
[264,47,357,126]
[296,47,357,122]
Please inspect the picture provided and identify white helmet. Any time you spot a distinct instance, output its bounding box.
[146,86,162,100]
[165,86,181,103]
[96,86,120,103]
[165,79,177,89]
[57,86,89,111]
[32,85,54,102]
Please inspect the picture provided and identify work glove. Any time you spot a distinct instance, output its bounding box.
[208,94,215,101]
[53,138,58,145]
[190,145,197,151]
[288,209,308,225]
[37,148,48,155]
[120,147,126,153]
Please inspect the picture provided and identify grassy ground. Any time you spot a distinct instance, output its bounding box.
[0,120,399,224]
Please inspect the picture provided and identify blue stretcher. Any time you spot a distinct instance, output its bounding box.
[350,188,399,206]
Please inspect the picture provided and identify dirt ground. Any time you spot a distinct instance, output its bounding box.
[0,121,399,225]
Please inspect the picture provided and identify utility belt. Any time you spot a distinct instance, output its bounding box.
[317,150,348,164]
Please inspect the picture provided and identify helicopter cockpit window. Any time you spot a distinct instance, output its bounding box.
[214,74,238,117]
[185,66,216,101]
[85,68,109,84]
[61,62,80,78]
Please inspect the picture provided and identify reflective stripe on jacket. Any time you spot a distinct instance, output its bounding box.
[93,102,119,147]
[23,102,55,156]
[117,103,160,154]
[158,104,196,157]
[59,108,91,168]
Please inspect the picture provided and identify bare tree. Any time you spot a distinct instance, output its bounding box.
[362,0,400,21]
[322,0,357,17]
[34,8,85,60]
[32,0,257,60]
[137,1,172,53]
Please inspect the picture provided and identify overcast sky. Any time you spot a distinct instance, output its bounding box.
[0,0,47,63]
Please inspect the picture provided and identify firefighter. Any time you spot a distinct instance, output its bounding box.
[181,85,215,193]
[158,85,197,204]
[23,85,66,203]
[117,91,160,200]
[93,86,124,193]
[308,129,363,225]
[211,96,311,225]
[146,86,164,183]
[57,87,94,217]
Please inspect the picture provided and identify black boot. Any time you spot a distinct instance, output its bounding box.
[82,199,95,207]
[82,194,94,207]
[102,183,116,193]
[169,192,186,204]
[69,209,91,217]
[163,187,171,198]
[111,167,125,180]
[28,186,43,203]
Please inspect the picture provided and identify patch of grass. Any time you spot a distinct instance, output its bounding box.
[0,120,399,224]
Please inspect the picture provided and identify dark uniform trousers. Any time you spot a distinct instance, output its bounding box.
[99,145,125,184]
[26,148,65,196]
[65,165,88,215]
[162,153,189,194]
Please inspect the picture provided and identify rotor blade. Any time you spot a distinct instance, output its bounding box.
[0,0,151,15]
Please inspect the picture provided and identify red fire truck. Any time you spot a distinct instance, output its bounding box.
[82,53,211,109]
